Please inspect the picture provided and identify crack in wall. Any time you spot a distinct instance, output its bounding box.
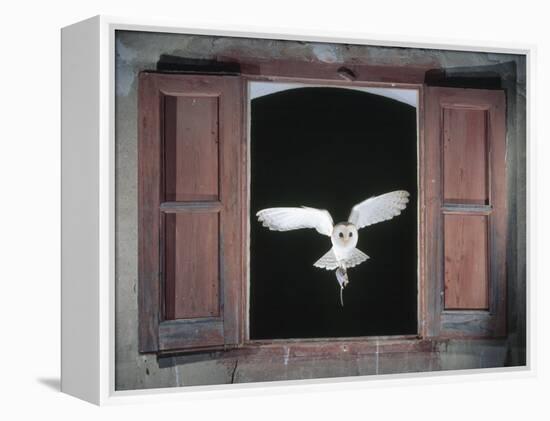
[230,359,239,384]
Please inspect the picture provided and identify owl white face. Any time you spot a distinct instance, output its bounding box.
[331,223,359,250]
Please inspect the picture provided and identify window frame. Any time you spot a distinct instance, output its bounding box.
[242,75,425,345]
[138,59,507,357]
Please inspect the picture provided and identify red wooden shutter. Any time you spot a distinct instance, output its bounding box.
[424,87,506,338]
[138,73,244,352]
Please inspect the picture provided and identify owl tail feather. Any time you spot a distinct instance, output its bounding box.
[314,248,369,271]
[336,267,348,307]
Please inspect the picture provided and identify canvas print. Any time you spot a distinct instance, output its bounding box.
[114,29,526,390]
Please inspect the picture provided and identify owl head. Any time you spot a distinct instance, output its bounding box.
[331,222,358,249]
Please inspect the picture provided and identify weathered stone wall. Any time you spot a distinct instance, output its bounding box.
[115,30,526,390]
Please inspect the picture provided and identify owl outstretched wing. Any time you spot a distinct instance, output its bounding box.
[256,206,334,237]
[348,190,410,229]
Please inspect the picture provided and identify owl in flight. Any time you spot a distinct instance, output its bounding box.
[256,190,410,306]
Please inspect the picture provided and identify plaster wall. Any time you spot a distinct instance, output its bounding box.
[115,30,526,390]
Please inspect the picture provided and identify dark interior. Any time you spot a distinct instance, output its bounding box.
[249,87,418,339]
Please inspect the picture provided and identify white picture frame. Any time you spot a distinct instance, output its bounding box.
[61,15,533,405]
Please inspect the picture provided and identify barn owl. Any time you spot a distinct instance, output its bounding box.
[256,190,410,306]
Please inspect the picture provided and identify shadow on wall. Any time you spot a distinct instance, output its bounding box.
[36,377,60,392]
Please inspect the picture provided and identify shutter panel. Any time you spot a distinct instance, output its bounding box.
[139,73,244,352]
[424,87,506,338]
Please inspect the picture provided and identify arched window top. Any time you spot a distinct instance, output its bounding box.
[249,81,418,108]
